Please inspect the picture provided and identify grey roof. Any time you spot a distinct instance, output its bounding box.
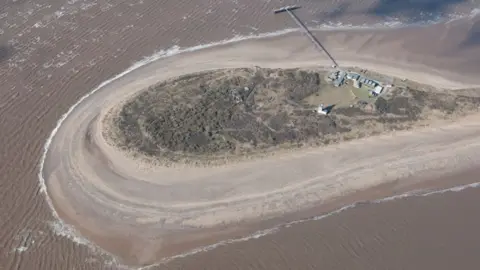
[349,73,360,80]
[334,77,345,86]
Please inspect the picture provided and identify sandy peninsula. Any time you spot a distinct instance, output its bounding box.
[43,32,480,266]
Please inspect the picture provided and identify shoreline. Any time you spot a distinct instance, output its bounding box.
[39,29,480,266]
[48,158,480,269]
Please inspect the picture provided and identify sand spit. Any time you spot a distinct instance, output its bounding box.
[41,31,480,266]
[0,0,476,268]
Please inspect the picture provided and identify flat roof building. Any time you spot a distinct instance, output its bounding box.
[347,73,360,81]
[373,85,384,95]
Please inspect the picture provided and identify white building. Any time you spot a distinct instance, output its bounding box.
[353,79,361,88]
[373,85,384,95]
[316,104,328,115]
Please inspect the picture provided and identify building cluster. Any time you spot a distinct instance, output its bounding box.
[328,70,347,87]
[329,69,387,97]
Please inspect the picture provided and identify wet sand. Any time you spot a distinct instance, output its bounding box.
[1,0,480,269]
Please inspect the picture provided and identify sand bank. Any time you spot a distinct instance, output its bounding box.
[43,31,480,266]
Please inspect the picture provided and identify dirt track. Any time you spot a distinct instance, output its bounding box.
[41,32,480,266]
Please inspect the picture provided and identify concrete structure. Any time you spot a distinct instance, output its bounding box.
[274,5,300,13]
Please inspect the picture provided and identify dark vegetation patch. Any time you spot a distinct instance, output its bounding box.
[109,67,480,164]
[374,87,480,119]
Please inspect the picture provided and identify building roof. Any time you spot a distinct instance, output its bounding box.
[349,74,360,80]
[373,85,383,94]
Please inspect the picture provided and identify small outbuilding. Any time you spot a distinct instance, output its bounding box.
[353,79,361,88]
[373,85,384,95]
[316,104,328,115]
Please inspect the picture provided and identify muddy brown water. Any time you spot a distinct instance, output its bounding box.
[1,0,480,269]
[166,174,480,270]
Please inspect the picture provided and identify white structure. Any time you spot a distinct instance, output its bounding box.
[373,85,384,95]
[316,104,328,115]
[353,79,361,88]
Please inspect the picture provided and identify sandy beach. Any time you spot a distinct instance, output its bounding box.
[43,30,480,266]
[1,0,480,269]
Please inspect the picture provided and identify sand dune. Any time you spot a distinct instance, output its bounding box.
[42,31,480,266]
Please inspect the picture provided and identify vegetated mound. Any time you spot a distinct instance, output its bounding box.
[105,67,480,164]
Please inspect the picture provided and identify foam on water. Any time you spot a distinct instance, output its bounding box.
[38,10,480,269]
